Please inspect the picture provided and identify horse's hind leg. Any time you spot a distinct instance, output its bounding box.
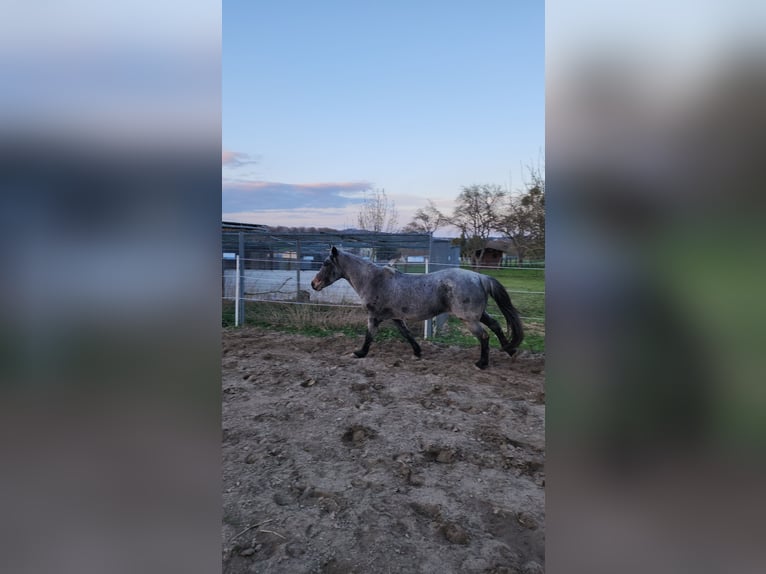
[393,319,422,357]
[464,319,490,369]
[354,317,381,358]
[480,311,516,356]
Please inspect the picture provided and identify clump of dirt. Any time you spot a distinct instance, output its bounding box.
[222,327,545,573]
[341,424,378,445]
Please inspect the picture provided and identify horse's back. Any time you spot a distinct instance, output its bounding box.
[420,267,487,288]
[400,266,488,302]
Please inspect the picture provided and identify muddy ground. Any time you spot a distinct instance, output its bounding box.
[222,327,545,574]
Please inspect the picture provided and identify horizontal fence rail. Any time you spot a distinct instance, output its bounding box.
[223,255,545,328]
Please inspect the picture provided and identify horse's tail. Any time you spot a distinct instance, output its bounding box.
[485,276,524,354]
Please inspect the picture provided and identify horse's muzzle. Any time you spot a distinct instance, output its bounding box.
[311,278,322,291]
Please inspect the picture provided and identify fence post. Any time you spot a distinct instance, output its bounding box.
[235,254,241,327]
[237,232,245,325]
[423,256,433,339]
[296,239,302,301]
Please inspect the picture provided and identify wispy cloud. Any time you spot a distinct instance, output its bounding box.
[221,206,362,228]
[222,179,373,214]
[222,182,460,230]
[222,150,258,168]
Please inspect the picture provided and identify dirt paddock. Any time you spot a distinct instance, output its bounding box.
[222,327,545,573]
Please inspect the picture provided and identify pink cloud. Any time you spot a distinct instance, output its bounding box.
[222,150,257,168]
[222,179,373,213]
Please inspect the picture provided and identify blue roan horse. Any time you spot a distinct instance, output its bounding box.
[311,247,523,369]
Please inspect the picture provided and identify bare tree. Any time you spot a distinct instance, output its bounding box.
[449,184,506,265]
[355,188,399,261]
[402,200,446,234]
[497,165,545,263]
[356,188,399,233]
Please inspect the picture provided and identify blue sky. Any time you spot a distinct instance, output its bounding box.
[223,1,544,231]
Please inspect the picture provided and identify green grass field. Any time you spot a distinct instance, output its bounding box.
[223,265,545,353]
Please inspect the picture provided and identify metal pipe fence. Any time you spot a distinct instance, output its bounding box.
[223,255,545,334]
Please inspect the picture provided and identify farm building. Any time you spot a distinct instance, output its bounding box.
[473,239,517,267]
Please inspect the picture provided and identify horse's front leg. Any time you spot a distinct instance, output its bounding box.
[354,316,381,358]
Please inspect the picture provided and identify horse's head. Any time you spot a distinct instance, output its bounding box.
[311,246,344,291]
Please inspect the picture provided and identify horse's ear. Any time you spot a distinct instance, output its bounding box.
[331,246,338,259]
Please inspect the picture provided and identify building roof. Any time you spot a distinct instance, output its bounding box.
[484,239,514,252]
[222,223,432,255]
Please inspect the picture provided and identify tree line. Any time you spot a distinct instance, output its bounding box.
[266,165,545,264]
[391,165,544,263]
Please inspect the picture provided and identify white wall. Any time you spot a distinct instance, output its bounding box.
[222,269,361,305]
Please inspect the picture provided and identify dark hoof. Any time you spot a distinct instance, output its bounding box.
[353,350,367,358]
[474,360,488,370]
[413,347,422,358]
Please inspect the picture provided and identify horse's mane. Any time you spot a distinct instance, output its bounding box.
[337,249,385,270]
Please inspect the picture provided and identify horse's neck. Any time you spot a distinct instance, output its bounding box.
[341,254,380,295]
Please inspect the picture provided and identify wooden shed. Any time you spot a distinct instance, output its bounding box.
[473,239,515,267]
